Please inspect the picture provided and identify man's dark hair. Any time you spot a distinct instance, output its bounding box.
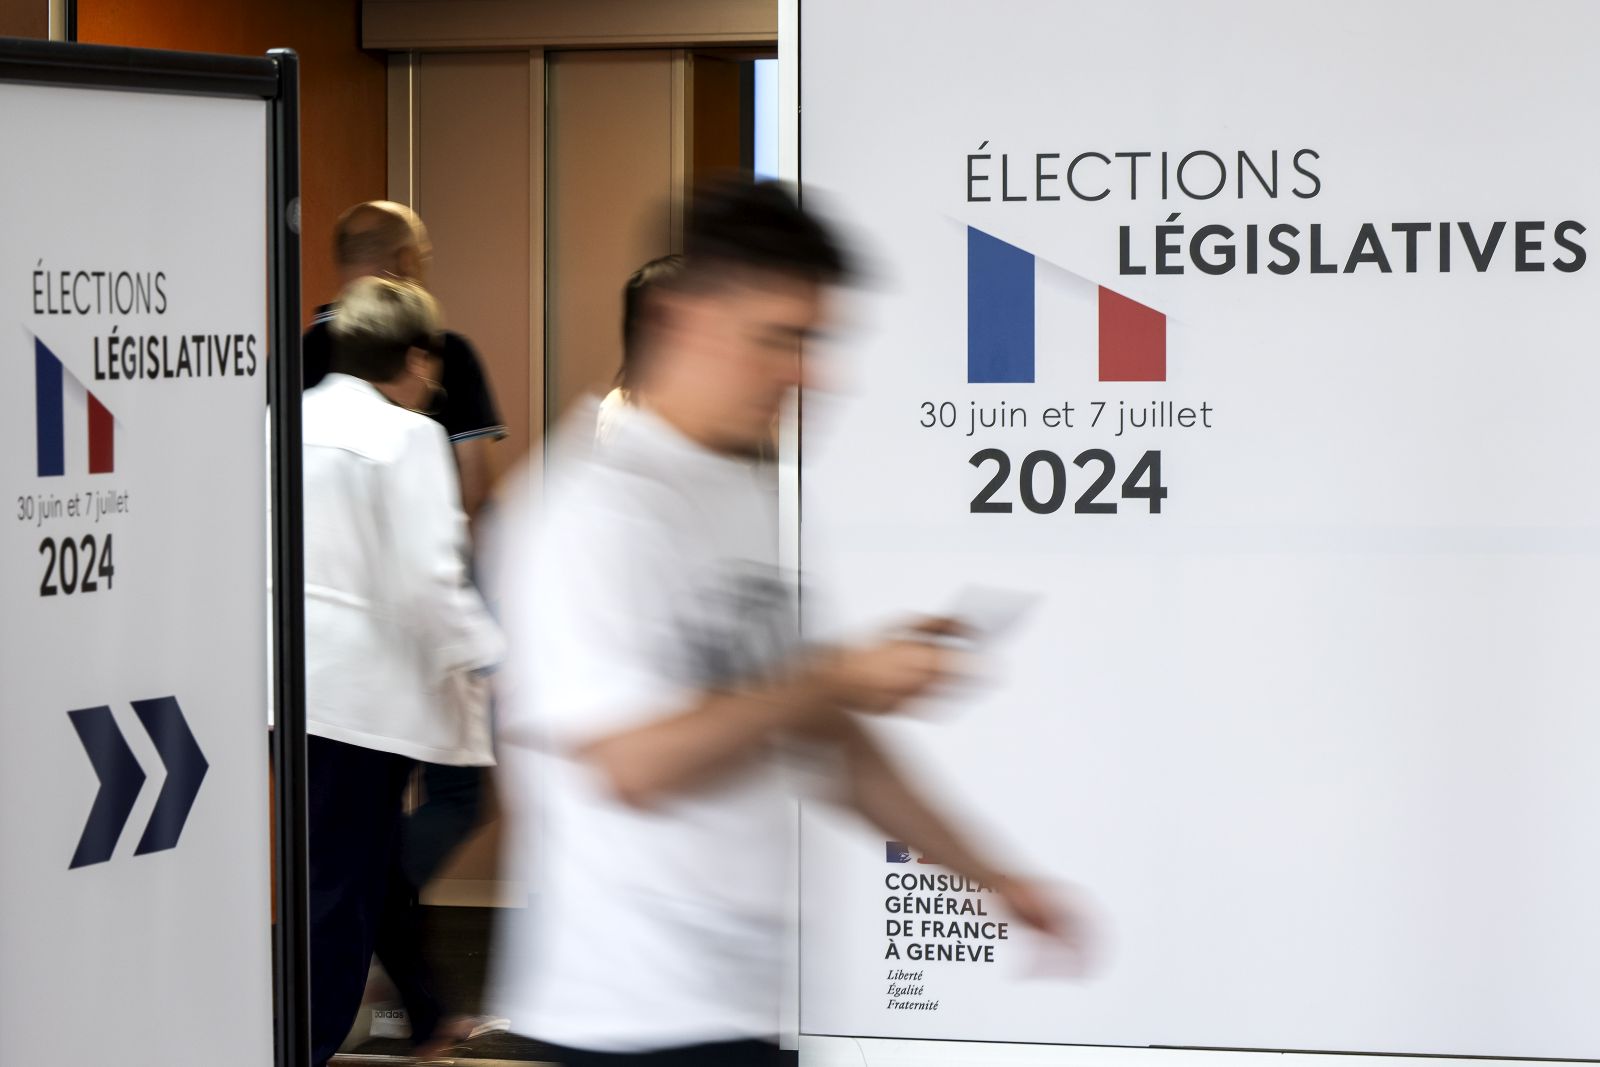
[682,180,851,287]
[619,254,686,390]
[620,184,850,394]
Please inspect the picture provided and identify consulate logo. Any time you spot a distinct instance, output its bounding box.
[886,840,939,864]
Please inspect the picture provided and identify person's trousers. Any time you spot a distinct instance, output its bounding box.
[371,762,484,1040]
[404,762,484,887]
[308,736,415,1067]
[370,859,445,1046]
[538,1040,784,1067]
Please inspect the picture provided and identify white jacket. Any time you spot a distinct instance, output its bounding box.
[302,374,504,765]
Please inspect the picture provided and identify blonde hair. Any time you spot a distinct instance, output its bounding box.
[329,276,441,382]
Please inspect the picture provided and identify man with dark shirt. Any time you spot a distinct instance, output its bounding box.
[304,200,506,1059]
[303,201,506,519]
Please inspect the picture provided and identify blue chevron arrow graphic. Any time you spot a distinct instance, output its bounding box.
[131,696,208,856]
[68,705,147,869]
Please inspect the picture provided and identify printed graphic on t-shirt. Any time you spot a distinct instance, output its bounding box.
[679,561,796,689]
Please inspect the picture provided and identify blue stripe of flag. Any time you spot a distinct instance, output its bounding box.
[967,226,1035,384]
[35,338,64,477]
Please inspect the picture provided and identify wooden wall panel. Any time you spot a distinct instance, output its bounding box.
[79,0,387,324]
[692,54,747,183]
[546,49,681,423]
[0,0,47,38]
[365,0,775,51]
[408,50,536,900]
[415,50,535,472]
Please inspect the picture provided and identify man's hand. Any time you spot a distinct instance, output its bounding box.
[993,874,1097,978]
[820,617,968,713]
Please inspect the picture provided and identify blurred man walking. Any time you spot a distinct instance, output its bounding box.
[491,183,1086,1067]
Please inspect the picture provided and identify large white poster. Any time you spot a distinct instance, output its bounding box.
[798,1,1600,1059]
[0,83,273,1064]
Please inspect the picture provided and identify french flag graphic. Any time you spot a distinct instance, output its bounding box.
[35,337,114,477]
[967,225,1166,384]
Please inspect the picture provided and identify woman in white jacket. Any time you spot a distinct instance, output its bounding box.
[301,276,504,1067]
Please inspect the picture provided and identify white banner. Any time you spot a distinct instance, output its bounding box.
[0,82,273,1065]
[798,1,1600,1059]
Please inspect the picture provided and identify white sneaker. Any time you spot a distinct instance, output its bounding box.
[368,1001,412,1040]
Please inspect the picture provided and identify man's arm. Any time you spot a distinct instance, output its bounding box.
[836,716,1002,886]
[437,333,504,525]
[836,715,1085,945]
[452,435,495,523]
[580,637,953,807]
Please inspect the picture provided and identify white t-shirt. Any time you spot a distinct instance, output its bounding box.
[490,405,801,1052]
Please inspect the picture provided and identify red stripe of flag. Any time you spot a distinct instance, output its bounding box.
[1098,286,1166,382]
[88,391,114,474]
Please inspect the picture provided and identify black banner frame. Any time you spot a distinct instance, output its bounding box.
[0,37,308,1067]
